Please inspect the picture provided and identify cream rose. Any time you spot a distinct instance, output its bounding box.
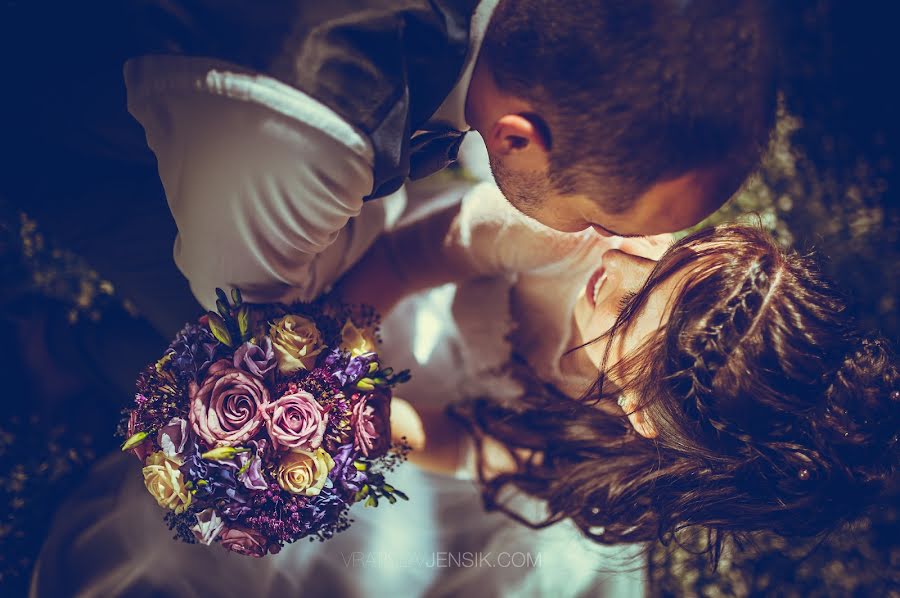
[270,315,325,373]
[142,451,192,513]
[339,320,377,357]
[276,448,335,496]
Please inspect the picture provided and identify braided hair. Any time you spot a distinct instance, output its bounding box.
[449,224,899,563]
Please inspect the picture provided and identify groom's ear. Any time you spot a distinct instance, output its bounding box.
[485,113,551,170]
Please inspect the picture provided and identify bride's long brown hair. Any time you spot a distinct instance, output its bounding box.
[449,224,899,561]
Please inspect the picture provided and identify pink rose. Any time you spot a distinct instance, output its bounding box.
[189,359,269,447]
[219,526,269,558]
[351,393,391,458]
[264,390,328,451]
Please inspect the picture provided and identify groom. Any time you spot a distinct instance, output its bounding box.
[7,0,774,335]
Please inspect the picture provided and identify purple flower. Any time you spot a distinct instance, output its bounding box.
[323,348,346,370]
[179,445,209,483]
[167,323,221,382]
[234,439,268,491]
[179,442,251,516]
[244,482,312,544]
[302,488,346,530]
[233,338,277,380]
[218,494,252,520]
[191,508,225,545]
[157,417,189,458]
[331,353,377,387]
[329,444,367,499]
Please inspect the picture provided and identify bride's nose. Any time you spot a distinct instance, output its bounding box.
[601,248,657,292]
[616,234,673,261]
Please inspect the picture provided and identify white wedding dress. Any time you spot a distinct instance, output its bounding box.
[31,144,646,598]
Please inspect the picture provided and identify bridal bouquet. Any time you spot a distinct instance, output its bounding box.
[118,289,410,557]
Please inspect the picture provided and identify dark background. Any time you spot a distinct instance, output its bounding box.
[1,1,899,596]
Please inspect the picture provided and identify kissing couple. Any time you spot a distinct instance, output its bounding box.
[23,1,897,596]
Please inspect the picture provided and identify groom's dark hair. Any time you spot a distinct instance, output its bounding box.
[481,0,777,211]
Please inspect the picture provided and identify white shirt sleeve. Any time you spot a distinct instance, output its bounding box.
[446,181,593,276]
[124,56,380,311]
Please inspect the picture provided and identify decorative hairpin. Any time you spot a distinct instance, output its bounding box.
[617,395,628,409]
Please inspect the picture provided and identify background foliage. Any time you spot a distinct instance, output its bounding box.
[650,2,900,595]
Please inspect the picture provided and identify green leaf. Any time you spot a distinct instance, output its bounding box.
[365,495,378,508]
[237,304,251,342]
[353,461,368,471]
[121,431,149,452]
[393,489,409,501]
[207,312,233,347]
[386,494,397,504]
[367,362,379,374]
[231,288,243,307]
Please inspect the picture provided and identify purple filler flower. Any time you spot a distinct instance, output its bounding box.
[233,338,277,380]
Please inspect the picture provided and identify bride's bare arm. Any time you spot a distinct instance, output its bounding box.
[335,202,481,315]
[390,397,526,478]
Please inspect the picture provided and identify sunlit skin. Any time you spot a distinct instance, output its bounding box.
[571,236,688,438]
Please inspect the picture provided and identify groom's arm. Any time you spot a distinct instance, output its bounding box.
[126,59,378,311]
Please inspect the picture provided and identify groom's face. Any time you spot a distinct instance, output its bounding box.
[490,154,728,237]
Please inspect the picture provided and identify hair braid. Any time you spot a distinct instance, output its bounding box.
[676,258,781,430]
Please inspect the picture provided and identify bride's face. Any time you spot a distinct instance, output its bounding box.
[572,236,684,437]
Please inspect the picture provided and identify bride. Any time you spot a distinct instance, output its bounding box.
[32,180,898,597]
[342,180,899,561]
